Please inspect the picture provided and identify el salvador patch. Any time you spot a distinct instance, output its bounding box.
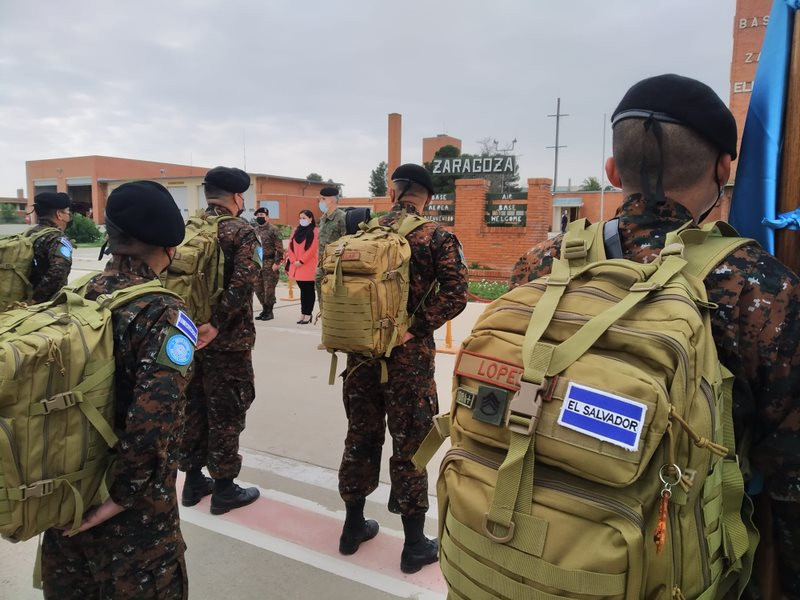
[557,382,648,452]
[59,237,73,259]
[174,310,198,346]
[165,334,194,366]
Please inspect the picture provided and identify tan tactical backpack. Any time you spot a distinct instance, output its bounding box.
[320,213,431,383]
[0,227,61,311]
[160,214,234,324]
[415,220,760,600]
[0,280,175,542]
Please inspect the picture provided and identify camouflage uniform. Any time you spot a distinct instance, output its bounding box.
[42,255,194,599]
[315,207,347,308]
[339,202,468,516]
[27,218,72,303]
[254,221,284,311]
[510,193,800,598]
[180,205,259,479]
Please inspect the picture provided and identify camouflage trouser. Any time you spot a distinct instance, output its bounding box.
[338,335,438,516]
[179,349,255,479]
[254,261,279,310]
[42,529,187,600]
[771,497,800,599]
[314,266,324,311]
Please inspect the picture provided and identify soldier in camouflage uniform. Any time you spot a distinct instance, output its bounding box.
[26,191,73,303]
[41,181,193,599]
[338,164,468,574]
[314,186,347,310]
[510,75,800,599]
[179,166,261,514]
[253,206,283,321]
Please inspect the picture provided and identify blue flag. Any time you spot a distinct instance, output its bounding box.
[729,0,799,254]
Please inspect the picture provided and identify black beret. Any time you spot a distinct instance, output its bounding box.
[204,166,250,194]
[254,206,268,215]
[34,192,71,209]
[391,163,434,195]
[105,181,185,247]
[320,187,339,197]
[611,74,738,159]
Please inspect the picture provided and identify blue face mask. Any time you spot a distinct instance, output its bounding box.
[318,201,327,213]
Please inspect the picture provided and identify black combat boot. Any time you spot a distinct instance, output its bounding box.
[339,498,379,555]
[400,514,438,573]
[181,469,214,507]
[210,478,260,515]
[255,310,267,321]
[263,308,274,321]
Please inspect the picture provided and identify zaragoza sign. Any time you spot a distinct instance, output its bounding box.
[431,155,516,175]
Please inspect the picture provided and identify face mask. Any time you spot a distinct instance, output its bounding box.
[318,201,327,213]
[299,218,311,227]
[256,217,266,225]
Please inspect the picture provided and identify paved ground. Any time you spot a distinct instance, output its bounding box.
[0,247,491,599]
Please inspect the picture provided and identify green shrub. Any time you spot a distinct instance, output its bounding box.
[468,280,508,301]
[277,224,293,239]
[67,214,104,244]
[0,203,24,224]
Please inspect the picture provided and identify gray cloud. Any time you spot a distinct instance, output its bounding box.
[0,0,735,197]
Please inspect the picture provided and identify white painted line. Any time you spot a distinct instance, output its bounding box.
[240,449,439,519]
[181,505,445,600]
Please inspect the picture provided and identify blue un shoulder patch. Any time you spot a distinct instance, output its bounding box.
[173,310,198,346]
[557,382,648,452]
[165,334,194,366]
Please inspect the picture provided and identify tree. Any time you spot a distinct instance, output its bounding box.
[475,137,522,195]
[368,161,388,197]
[424,144,461,194]
[306,173,323,182]
[580,176,602,191]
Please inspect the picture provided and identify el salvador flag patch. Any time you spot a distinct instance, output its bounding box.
[557,382,648,452]
[257,245,263,261]
[174,310,198,346]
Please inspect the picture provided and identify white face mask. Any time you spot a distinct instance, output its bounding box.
[299,218,311,227]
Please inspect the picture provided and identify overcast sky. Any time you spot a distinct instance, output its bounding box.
[0,0,737,198]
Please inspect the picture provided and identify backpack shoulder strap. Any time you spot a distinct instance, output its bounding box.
[23,226,60,241]
[668,221,756,280]
[100,280,182,311]
[397,214,432,238]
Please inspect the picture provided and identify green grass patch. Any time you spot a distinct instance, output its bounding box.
[468,280,508,301]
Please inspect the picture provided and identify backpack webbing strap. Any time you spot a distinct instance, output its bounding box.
[411,414,451,472]
[484,428,534,542]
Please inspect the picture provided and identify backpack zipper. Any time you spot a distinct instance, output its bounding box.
[30,333,55,480]
[68,315,91,469]
[2,342,22,377]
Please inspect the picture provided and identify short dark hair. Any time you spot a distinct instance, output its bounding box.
[204,183,234,201]
[33,206,59,219]
[392,180,429,199]
[612,119,718,192]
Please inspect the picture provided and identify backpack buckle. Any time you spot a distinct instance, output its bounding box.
[506,380,545,435]
[20,479,54,499]
[39,392,79,414]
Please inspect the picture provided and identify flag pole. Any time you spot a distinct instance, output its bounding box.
[776,12,800,275]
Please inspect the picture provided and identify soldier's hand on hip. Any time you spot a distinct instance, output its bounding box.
[71,498,125,535]
[272,263,279,272]
[401,332,415,345]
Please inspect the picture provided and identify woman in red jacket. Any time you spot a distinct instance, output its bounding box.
[286,209,319,324]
